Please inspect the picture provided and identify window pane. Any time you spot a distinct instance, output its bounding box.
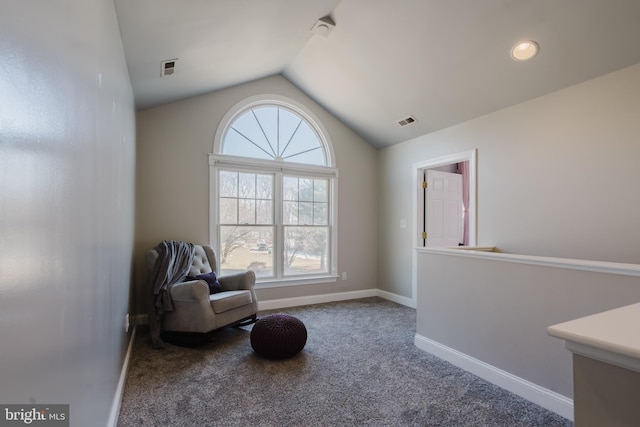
[256,200,272,224]
[223,130,273,160]
[252,107,278,151]
[314,203,328,225]
[283,148,325,165]
[278,108,302,152]
[283,176,298,201]
[256,174,273,199]
[298,202,313,225]
[282,122,322,162]
[299,178,313,201]
[284,226,328,276]
[230,112,274,159]
[238,199,255,224]
[283,201,297,225]
[219,226,273,278]
[238,173,255,199]
[294,122,320,152]
[219,171,237,197]
[314,179,328,202]
[219,198,238,224]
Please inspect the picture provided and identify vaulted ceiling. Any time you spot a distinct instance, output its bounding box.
[114,0,640,149]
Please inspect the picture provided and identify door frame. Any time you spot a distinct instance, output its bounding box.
[411,149,477,304]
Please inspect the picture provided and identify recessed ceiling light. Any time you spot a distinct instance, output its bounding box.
[510,40,539,61]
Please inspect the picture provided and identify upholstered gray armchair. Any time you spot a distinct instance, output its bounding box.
[146,244,258,344]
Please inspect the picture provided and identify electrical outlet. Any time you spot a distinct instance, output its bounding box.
[125,313,130,333]
[342,272,347,281]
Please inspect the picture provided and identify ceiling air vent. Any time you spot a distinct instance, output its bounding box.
[397,116,417,127]
[161,58,178,77]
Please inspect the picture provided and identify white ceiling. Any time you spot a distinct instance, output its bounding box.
[115,0,640,149]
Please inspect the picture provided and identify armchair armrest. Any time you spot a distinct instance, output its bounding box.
[167,279,210,302]
[219,270,256,292]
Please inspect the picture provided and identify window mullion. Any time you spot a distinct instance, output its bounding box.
[253,174,257,224]
[274,172,284,279]
[235,171,240,224]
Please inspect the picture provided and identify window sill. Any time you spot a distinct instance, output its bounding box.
[255,275,339,289]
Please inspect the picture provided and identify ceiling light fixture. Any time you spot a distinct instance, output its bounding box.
[510,40,539,61]
[311,16,335,37]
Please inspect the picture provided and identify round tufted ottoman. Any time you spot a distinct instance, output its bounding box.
[250,313,307,359]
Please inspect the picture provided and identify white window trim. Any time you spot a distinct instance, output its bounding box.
[209,95,338,288]
[255,274,339,289]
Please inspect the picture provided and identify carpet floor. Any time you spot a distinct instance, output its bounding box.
[118,297,572,426]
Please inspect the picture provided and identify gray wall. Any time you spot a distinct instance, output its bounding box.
[417,251,640,399]
[378,63,640,299]
[0,1,136,425]
[135,75,378,314]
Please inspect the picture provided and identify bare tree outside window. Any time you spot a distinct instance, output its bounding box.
[219,225,254,265]
[284,227,328,274]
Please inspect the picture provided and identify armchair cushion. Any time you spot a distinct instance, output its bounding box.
[186,271,222,294]
[210,290,253,314]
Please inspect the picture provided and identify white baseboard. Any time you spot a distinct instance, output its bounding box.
[376,289,415,308]
[135,289,412,323]
[258,288,416,311]
[107,325,137,427]
[414,334,574,421]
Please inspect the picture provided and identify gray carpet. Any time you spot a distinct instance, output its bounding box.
[118,297,572,426]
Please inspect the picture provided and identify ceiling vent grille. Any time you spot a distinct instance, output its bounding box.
[161,58,178,77]
[397,116,417,127]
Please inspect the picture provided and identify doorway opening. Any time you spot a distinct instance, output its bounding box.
[414,150,477,248]
[410,149,477,305]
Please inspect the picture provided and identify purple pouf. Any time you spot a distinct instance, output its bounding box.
[250,313,307,359]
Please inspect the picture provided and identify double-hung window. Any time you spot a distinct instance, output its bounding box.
[210,95,337,287]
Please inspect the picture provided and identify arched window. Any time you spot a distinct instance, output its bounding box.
[210,95,338,286]
[221,105,328,166]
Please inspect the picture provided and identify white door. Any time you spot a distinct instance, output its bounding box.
[425,170,463,247]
